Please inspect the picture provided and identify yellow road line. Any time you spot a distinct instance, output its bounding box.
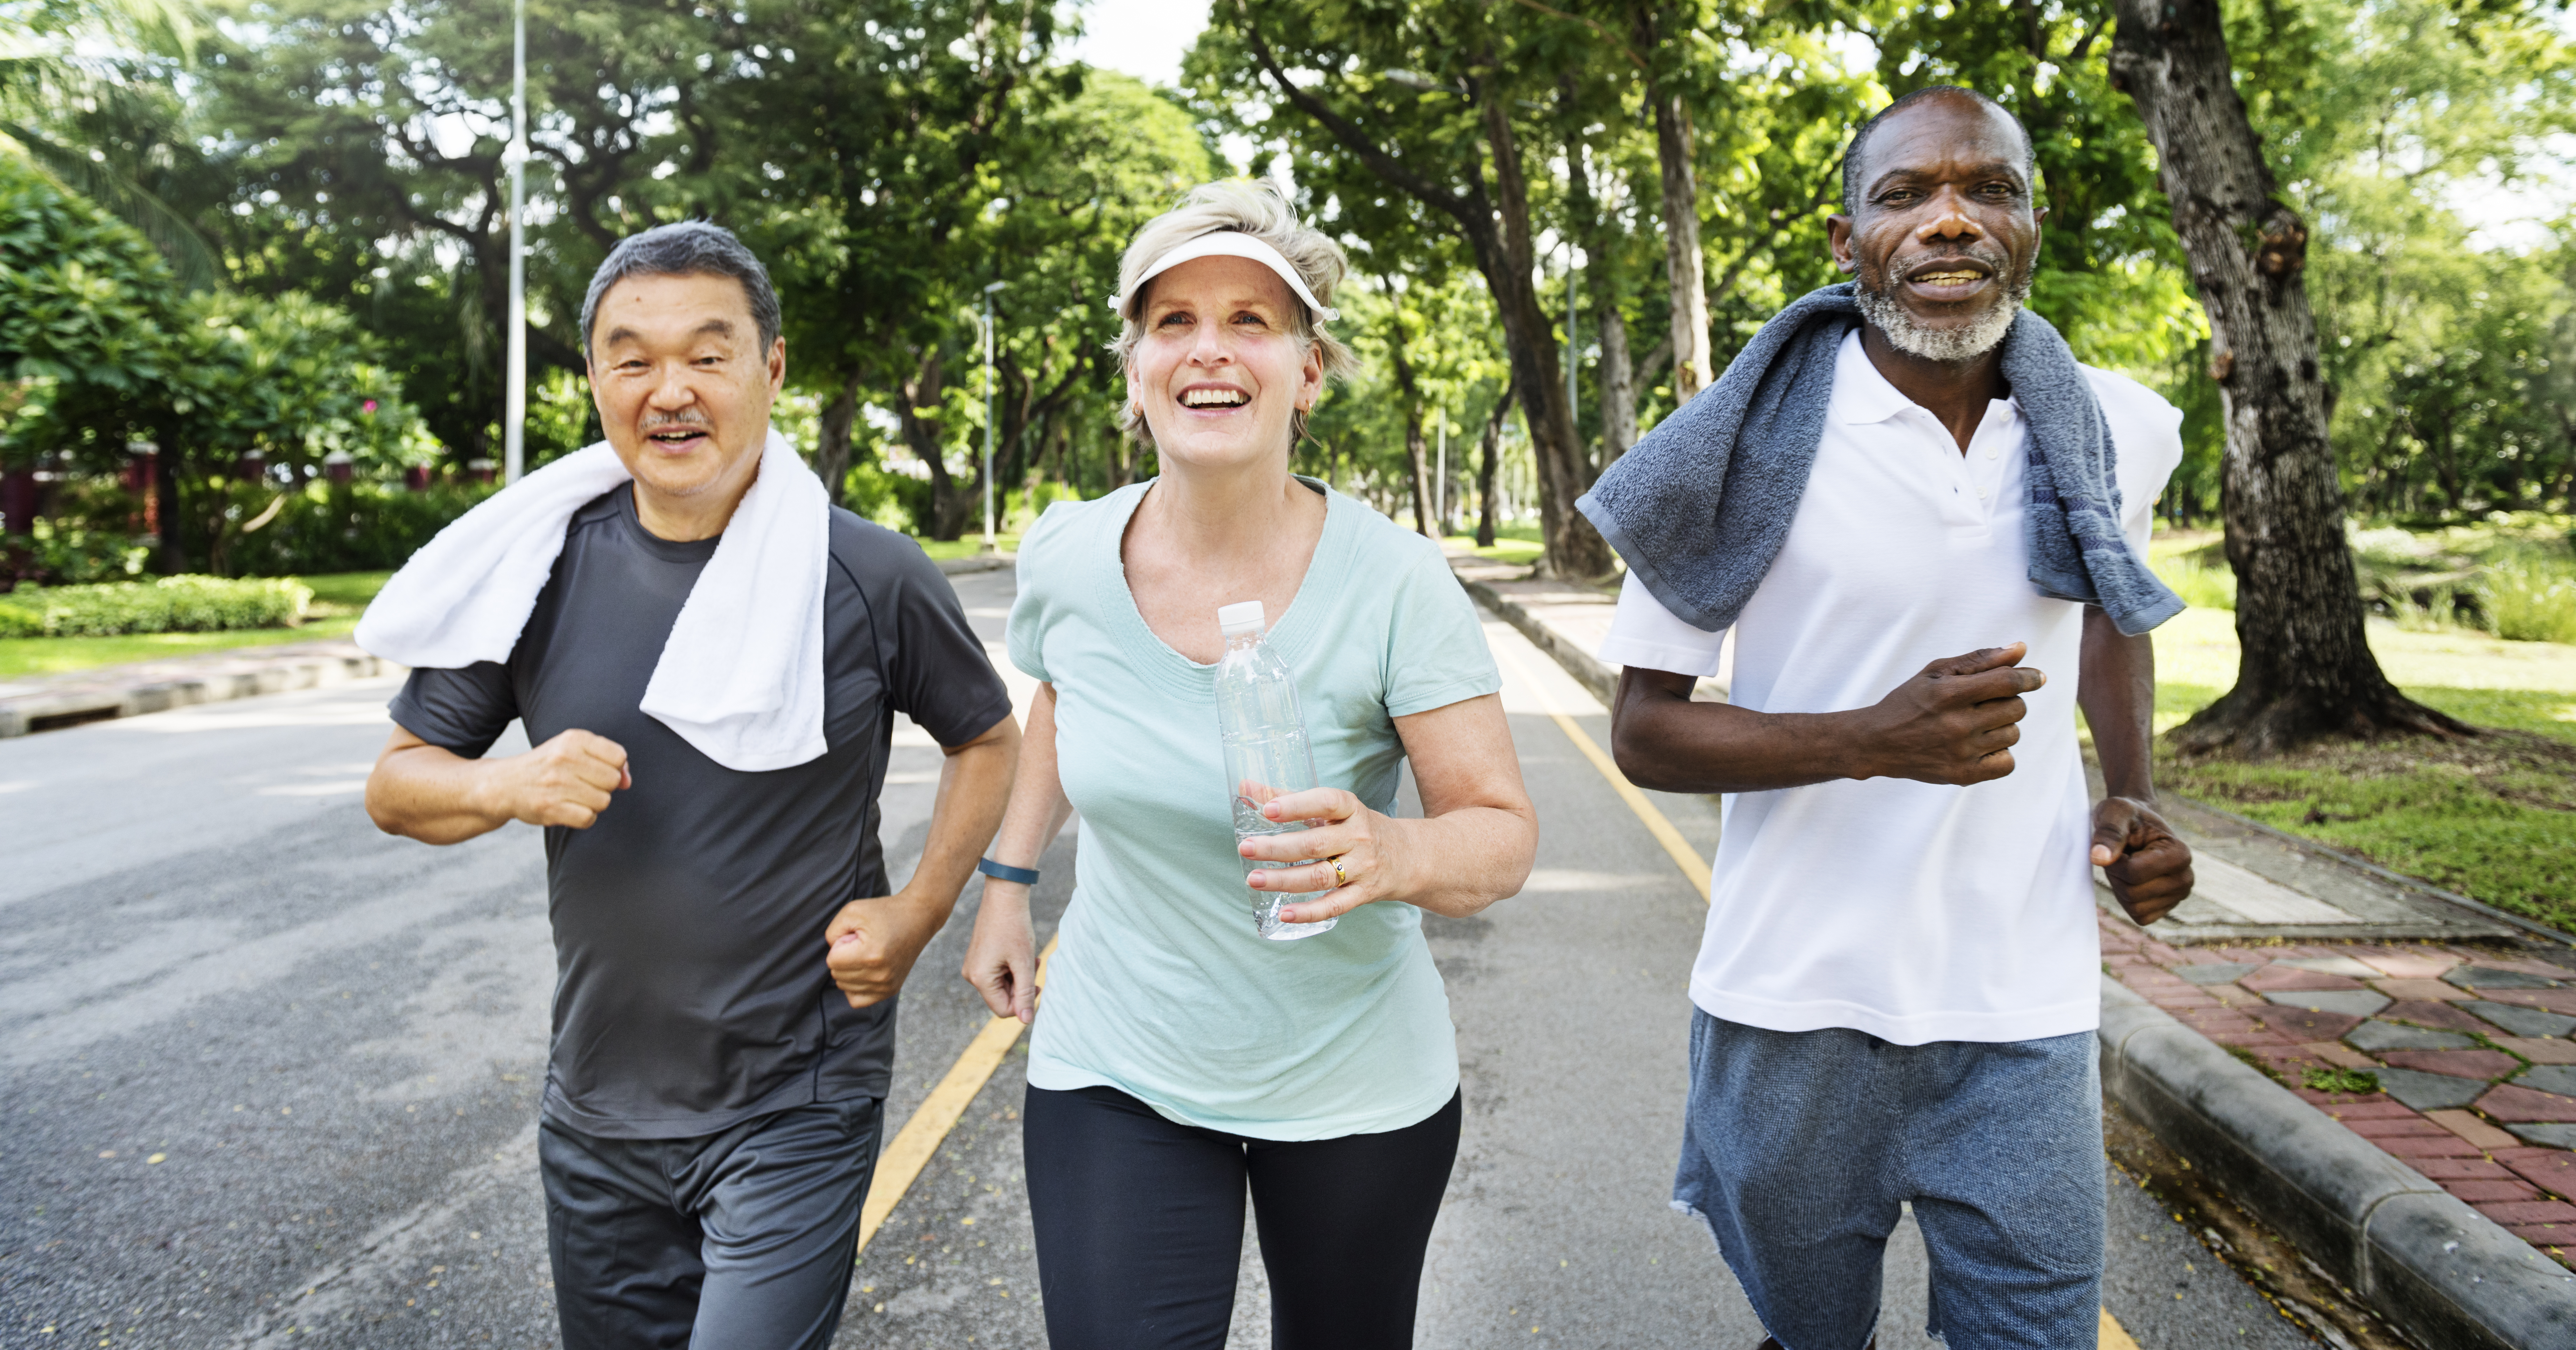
[1489,640,1710,902]
[855,933,1058,1259]
[1493,633,2143,1349]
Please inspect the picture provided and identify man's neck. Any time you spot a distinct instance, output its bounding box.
[634,431,765,543]
[1858,324,2008,454]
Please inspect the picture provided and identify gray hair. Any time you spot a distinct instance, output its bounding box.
[579,221,782,356]
[1113,180,1359,446]
[1840,85,2037,215]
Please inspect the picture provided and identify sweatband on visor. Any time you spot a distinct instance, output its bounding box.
[1112,231,1340,322]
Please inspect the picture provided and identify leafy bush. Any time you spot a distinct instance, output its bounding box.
[2152,554,2238,610]
[0,575,312,636]
[213,480,493,577]
[2480,555,2576,644]
[1,516,155,589]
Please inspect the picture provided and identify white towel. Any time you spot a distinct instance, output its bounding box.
[356,427,832,772]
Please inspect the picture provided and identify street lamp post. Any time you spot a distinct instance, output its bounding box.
[980,280,1006,550]
[502,0,527,484]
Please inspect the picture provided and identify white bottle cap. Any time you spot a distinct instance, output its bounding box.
[1216,600,1266,636]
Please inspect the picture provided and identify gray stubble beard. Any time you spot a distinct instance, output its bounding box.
[1853,266,2035,364]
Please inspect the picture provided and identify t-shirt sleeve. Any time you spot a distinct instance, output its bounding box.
[1382,540,1502,718]
[871,537,1015,748]
[2091,367,2186,554]
[1598,571,1731,677]
[1005,502,1071,685]
[387,662,520,758]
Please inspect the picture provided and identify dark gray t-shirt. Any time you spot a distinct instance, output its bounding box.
[389,485,1012,1139]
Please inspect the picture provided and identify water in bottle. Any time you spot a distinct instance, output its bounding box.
[1214,600,1338,941]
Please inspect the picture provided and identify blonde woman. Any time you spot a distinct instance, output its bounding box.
[961,181,1538,1349]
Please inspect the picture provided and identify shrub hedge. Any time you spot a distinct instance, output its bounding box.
[0,576,313,638]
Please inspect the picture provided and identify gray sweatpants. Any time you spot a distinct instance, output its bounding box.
[540,1095,884,1350]
[1673,1011,2105,1350]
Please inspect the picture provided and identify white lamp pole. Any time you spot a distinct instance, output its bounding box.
[1434,408,1447,536]
[981,280,1006,549]
[502,0,528,484]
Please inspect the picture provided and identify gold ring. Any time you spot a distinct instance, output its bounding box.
[1329,857,1352,888]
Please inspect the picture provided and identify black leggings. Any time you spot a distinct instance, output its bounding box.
[1023,1084,1462,1350]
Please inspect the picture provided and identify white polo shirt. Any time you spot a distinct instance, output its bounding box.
[1601,329,2181,1045]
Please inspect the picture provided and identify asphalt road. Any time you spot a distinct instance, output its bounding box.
[0,564,2311,1349]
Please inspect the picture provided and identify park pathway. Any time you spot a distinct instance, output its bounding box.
[0,565,2308,1348]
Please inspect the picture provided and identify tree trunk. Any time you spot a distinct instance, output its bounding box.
[1650,90,1713,402]
[813,366,864,509]
[1600,304,1637,466]
[1387,308,1436,538]
[1231,25,1611,578]
[898,349,978,541]
[1472,90,1611,578]
[1478,373,1515,549]
[2110,0,2466,754]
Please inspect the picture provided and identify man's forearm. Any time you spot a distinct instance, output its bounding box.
[897,715,1021,915]
[2078,608,2156,801]
[1611,669,1871,793]
[368,742,514,844]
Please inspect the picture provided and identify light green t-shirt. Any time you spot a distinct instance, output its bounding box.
[1007,478,1500,1140]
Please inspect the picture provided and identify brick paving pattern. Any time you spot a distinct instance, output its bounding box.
[2101,917,2576,1269]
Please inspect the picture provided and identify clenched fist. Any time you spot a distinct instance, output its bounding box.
[1850,644,2046,786]
[488,729,631,829]
[2092,797,2194,925]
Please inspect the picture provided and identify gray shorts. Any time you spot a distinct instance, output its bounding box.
[1674,1010,2104,1350]
[540,1095,883,1350]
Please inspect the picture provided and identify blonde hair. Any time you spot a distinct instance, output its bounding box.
[1113,179,1359,446]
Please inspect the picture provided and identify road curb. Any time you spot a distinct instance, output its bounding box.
[2100,976,2576,1349]
[1456,575,1620,709]
[0,642,396,739]
[935,554,1014,576]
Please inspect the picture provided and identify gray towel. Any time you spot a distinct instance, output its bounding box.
[1576,282,2184,637]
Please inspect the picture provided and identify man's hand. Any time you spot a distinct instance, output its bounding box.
[2092,796,2194,925]
[486,729,631,828]
[368,725,629,844]
[1849,644,2046,785]
[825,893,946,1009]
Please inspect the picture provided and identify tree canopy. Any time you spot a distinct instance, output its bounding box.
[3,0,2570,575]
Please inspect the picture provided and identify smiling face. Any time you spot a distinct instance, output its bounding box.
[1125,255,1324,472]
[1829,92,2046,364]
[586,271,785,513]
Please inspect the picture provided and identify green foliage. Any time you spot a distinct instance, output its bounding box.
[0,572,310,635]
[0,145,172,392]
[2480,555,2576,645]
[2302,1067,2379,1094]
[1,514,154,586]
[2348,516,2576,638]
[214,480,493,578]
[2153,553,2238,611]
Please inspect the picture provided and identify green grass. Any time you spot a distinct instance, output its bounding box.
[2152,669,2576,933]
[0,570,388,681]
[909,535,1024,562]
[0,617,362,679]
[2303,1067,2380,1094]
[1442,526,1544,567]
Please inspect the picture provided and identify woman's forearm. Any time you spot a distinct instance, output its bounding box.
[979,683,1072,924]
[1378,802,1539,918]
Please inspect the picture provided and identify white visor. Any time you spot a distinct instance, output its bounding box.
[1112,231,1339,323]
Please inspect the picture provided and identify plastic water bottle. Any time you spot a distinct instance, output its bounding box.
[1215,600,1337,941]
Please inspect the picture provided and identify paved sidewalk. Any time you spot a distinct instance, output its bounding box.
[2101,926,2576,1268]
[0,638,396,738]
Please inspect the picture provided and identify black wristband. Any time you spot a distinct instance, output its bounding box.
[977,857,1040,886]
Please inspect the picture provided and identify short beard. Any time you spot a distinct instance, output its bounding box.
[1854,266,2034,364]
